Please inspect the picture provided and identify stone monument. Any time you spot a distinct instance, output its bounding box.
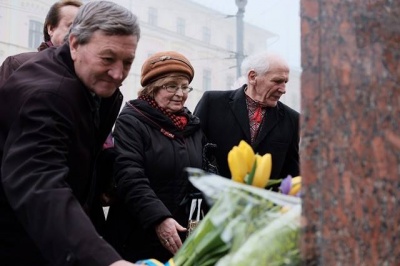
[301,0,400,264]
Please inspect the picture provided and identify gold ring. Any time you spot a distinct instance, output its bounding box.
[163,239,169,245]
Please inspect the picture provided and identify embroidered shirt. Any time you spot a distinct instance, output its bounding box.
[245,94,267,144]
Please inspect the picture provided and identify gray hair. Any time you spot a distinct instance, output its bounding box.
[240,51,289,81]
[67,1,140,44]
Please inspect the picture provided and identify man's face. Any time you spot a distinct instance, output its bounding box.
[48,5,79,46]
[251,66,289,107]
[70,31,139,98]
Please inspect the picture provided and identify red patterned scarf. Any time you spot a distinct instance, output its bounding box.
[139,95,188,130]
[245,94,267,144]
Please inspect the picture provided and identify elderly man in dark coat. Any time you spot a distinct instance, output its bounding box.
[194,52,300,184]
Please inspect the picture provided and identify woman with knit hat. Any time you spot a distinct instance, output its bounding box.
[104,51,207,263]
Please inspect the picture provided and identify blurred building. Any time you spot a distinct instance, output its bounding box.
[0,0,300,111]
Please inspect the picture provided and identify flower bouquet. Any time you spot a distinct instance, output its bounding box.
[170,168,301,266]
[138,141,302,266]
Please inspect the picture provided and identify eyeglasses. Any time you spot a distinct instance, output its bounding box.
[162,84,193,93]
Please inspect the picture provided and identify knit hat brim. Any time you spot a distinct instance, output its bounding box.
[141,51,194,86]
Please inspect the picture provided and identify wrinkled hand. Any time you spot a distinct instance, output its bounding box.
[110,260,144,266]
[155,217,187,254]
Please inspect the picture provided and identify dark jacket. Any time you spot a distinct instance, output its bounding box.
[0,41,52,88]
[0,52,38,88]
[194,85,300,182]
[0,43,123,265]
[104,99,204,262]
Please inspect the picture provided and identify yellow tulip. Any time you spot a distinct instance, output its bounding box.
[228,146,247,183]
[238,140,255,173]
[289,176,301,195]
[252,153,272,188]
[291,176,301,185]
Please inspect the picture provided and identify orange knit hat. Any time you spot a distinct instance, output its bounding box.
[140,51,195,86]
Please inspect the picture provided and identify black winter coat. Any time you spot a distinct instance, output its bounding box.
[0,43,123,265]
[105,99,204,262]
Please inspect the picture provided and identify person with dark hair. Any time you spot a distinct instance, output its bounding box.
[0,1,142,265]
[41,0,83,48]
[104,51,207,263]
[194,52,300,184]
[0,0,82,88]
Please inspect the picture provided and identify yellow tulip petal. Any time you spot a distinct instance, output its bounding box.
[252,153,272,188]
[238,140,255,173]
[228,146,247,183]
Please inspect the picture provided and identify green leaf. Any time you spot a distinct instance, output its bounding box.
[244,159,257,185]
[266,178,283,187]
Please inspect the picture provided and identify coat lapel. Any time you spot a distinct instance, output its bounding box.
[253,103,284,149]
[229,86,251,142]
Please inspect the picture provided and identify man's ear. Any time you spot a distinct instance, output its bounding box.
[248,70,257,85]
[47,25,54,40]
[69,35,78,60]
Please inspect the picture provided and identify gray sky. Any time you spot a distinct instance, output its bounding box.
[190,0,301,69]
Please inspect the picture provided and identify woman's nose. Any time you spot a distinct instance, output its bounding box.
[175,87,184,95]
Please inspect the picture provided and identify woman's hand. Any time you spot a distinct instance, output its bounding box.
[155,217,187,254]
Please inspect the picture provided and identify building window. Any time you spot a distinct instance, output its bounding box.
[202,26,211,44]
[148,7,158,26]
[226,35,233,51]
[29,20,43,49]
[176,17,185,35]
[203,68,211,90]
